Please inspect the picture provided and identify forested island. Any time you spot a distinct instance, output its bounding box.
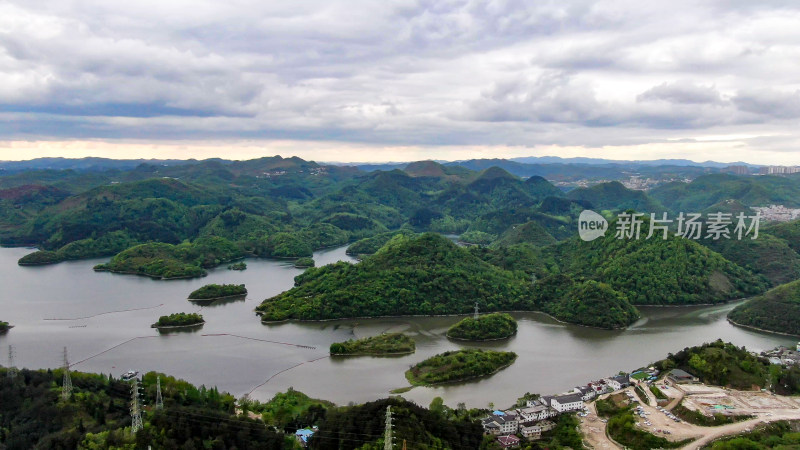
[227,261,247,270]
[728,279,800,336]
[151,312,204,329]
[188,283,247,300]
[446,313,517,340]
[329,333,415,356]
[0,321,10,332]
[405,349,517,386]
[294,257,315,268]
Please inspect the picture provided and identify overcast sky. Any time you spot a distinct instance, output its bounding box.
[2,0,800,163]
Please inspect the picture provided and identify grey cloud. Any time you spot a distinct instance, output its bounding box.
[637,82,724,105]
[1,0,800,151]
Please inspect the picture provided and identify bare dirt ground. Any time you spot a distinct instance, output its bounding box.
[579,384,800,450]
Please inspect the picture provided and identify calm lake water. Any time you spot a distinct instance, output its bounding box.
[0,245,796,409]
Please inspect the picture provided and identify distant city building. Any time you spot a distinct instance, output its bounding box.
[723,165,750,175]
[759,166,800,175]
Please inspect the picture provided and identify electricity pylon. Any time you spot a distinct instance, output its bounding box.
[473,302,480,319]
[131,377,143,434]
[62,347,72,400]
[7,345,17,380]
[384,405,393,450]
[155,376,164,409]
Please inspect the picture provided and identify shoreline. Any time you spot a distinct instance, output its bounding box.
[151,321,206,330]
[331,350,416,357]
[188,293,247,302]
[726,318,800,338]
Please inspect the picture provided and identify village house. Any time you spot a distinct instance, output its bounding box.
[542,393,584,413]
[520,424,542,440]
[497,434,521,448]
[667,368,699,384]
[605,374,632,391]
[481,413,519,435]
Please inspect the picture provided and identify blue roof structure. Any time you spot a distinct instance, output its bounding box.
[492,410,505,416]
[295,428,314,443]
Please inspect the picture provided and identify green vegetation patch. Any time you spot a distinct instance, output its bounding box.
[188,284,247,300]
[329,333,415,356]
[404,349,516,386]
[654,340,800,395]
[227,261,247,270]
[0,321,10,332]
[705,420,800,449]
[152,312,204,328]
[294,257,315,268]
[728,279,800,336]
[446,313,517,341]
[650,385,668,400]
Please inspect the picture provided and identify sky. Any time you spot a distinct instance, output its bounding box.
[1,0,800,164]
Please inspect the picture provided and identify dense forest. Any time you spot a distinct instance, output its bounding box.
[727,279,800,335]
[188,283,247,300]
[0,365,501,450]
[446,313,518,340]
[654,340,800,394]
[0,367,285,449]
[329,333,415,355]
[152,312,205,328]
[3,157,800,328]
[405,349,517,386]
[257,233,537,321]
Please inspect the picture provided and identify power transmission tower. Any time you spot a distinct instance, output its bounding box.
[473,302,480,319]
[7,345,17,380]
[155,376,164,409]
[62,347,72,400]
[384,405,393,450]
[130,377,143,434]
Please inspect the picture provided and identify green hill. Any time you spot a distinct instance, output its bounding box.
[567,181,666,212]
[492,220,556,247]
[728,280,800,336]
[543,219,767,305]
[655,340,800,394]
[650,173,800,212]
[255,233,535,321]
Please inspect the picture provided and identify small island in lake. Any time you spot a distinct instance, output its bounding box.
[227,262,247,270]
[0,321,11,332]
[405,349,517,386]
[330,333,415,356]
[151,313,204,329]
[446,312,517,341]
[294,257,315,268]
[188,284,247,300]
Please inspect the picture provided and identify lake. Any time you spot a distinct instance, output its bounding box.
[0,245,795,409]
